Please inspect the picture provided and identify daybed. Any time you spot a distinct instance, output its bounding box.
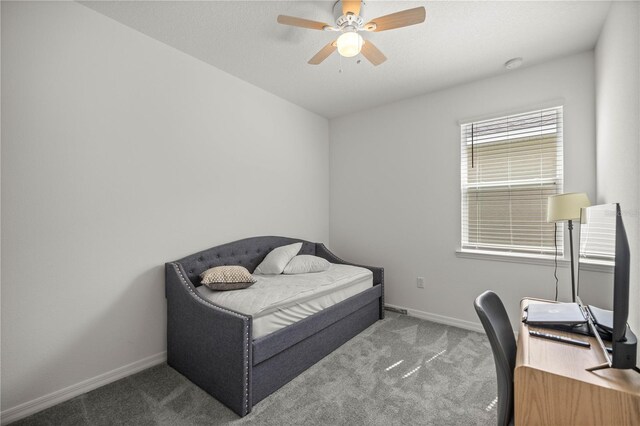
[165,236,384,416]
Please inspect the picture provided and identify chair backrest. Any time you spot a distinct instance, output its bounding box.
[474,291,517,426]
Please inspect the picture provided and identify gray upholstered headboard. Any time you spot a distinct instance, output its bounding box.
[175,236,316,286]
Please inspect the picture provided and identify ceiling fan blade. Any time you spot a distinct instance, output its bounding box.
[365,7,426,32]
[277,15,329,31]
[308,42,337,65]
[361,40,387,66]
[342,0,361,16]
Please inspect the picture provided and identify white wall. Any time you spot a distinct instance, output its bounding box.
[1,1,329,416]
[595,1,640,361]
[330,52,600,330]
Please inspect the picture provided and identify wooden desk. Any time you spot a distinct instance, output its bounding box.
[515,298,640,425]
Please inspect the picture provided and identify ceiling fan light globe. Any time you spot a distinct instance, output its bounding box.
[337,32,363,57]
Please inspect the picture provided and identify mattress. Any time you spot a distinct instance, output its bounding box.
[196,264,373,339]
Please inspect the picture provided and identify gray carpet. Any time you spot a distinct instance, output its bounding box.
[11,313,497,425]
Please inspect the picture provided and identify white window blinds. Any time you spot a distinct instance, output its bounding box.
[579,204,616,264]
[460,106,564,255]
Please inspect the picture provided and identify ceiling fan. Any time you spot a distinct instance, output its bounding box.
[277,1,426,66]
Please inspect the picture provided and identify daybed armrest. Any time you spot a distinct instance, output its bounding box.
[315,243,385,319]
[315,243,384,284]
[165,262,252,416]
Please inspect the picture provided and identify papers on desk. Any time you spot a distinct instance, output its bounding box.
[524,303,587,325]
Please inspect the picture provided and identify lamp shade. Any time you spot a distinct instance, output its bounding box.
[337,32,363,57]
[547,192,591,222]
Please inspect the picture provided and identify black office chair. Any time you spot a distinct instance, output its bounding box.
[474,291,517,426]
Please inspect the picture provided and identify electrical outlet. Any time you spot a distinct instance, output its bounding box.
[417,277,425,289]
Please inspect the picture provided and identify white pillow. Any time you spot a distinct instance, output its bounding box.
[253,242,302,275]
[283,255,330,274]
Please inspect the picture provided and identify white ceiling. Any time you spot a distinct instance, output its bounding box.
[81,1,611,118]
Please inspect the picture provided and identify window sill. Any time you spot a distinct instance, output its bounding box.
[578,260,614,273]
[456,249,570,267]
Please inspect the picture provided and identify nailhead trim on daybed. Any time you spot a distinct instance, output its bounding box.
[170,262,251,414]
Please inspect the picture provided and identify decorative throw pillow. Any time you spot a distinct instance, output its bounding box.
[283,255,330,274]
[253,242,302,275]
[200,265,256,291]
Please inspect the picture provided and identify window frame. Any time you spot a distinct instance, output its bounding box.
[459,105,565,260]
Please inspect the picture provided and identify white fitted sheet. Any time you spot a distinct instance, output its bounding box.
[196,264,373,338]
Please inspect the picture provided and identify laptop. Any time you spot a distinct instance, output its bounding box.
[525,302,587,325]
[587,305,613,333]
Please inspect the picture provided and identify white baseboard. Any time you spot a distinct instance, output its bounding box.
[385,303,485,333]
[1,351,167,425]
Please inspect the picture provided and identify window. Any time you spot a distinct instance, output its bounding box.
[579,204,616,265]
[460,106,563,256]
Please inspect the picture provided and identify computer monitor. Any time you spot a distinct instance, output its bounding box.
[578,203,637,369]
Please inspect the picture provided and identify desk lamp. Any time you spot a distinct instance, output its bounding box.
[547,193,591,302]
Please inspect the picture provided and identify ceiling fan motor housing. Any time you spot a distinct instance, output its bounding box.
[336,13,364,29]
[325,1,376,32]
[333,0,365,24]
